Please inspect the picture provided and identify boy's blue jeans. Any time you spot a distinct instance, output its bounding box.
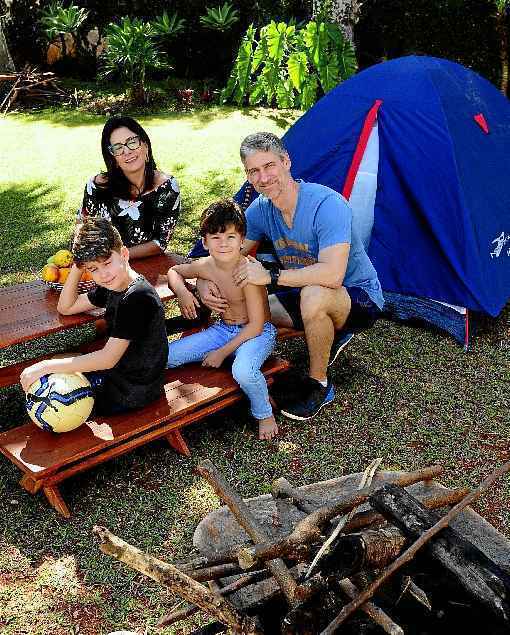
[167,321,277,420]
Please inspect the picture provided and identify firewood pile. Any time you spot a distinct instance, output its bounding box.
[93,459,510,634]
[0,66,68,114]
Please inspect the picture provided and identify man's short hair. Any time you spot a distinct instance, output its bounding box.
[240,132,288,162]
[199,199,246,238]
[73,218,124,266]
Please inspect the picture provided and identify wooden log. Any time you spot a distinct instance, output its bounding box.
[317,527,407,578]
[157,570,270,627]
[190,562,245,582]
[369,483,510,624]
[320,459,510,634]
[238,468,449,569]
[196,460,299,606]
[271,477,320,514]
[307,458,382,578]
[337,578,404,635]
[92,526,263,634]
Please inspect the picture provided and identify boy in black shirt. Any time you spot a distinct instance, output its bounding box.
[20,219,168,414]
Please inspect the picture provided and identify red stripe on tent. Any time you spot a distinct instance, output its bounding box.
[474,113,489,134]
[464,310,470,351]
[342,99,383,201]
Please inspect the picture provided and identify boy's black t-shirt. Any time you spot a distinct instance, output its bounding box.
[87,276,168,414]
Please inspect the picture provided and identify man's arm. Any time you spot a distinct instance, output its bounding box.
[20,337,129,392]
[235,243,349,289]
[57,264,97,315]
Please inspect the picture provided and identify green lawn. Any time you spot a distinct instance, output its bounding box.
[0,108,509,635]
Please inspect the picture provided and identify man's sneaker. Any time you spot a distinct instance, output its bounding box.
[280,378,335,421]
[328,331,354,367]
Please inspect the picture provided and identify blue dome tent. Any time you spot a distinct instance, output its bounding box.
[192,56,510,345]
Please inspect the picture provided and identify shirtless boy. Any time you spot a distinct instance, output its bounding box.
[166,199,278,439]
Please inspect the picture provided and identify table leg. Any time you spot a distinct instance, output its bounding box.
[166,430,191,457]
[43,485,71,518]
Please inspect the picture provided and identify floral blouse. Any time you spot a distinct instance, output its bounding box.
[78,175,181,251]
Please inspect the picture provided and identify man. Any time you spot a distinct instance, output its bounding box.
[200,132,384,420]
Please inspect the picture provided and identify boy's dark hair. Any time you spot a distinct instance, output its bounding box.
[199,199,246,238]
[73,218,124,266]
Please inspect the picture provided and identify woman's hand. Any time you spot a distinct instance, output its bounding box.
[20,362,50,393]
[195,279,229,313]
[177,289,200,320]
[202,348,227,368]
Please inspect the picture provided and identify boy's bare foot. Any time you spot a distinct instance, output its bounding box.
[258,415,278,440]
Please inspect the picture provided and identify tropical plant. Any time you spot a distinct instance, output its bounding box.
[152,11,186,40]
[40,1,89,41]
[100,17,169,103]
[200,2,240,32]
[221,19,357,109]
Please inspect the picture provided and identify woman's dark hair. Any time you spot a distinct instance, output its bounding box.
[200,199,246,237]
[98,116,157,201]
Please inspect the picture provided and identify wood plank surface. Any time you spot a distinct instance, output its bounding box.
[0,357,289,479]
[0,254,177,348]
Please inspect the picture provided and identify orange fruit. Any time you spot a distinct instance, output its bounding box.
[58,267,71,284]
[81,269,93,282]
[41,264,59,283]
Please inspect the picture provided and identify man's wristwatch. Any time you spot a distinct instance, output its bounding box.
[261,261,281,287]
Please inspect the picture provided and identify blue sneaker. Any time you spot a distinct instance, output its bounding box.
[328,331,354,367]
[280,378,335,421]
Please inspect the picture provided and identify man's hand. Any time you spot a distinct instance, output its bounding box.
[176,289,200,320]
[234,255,270,288]
[195,279,229,313]
[20,362,50,393]
[202,348,227,368]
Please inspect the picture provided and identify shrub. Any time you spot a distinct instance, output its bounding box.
[100,17,169,103]
[221,19,357,109]
[200,2,240,31]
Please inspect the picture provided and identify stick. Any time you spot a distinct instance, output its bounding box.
[196,460,299,606]
[92,525,263,634]
[238,465,444,568]
[306,458,382,578]
[337,578,404,635]
[320,459,510,634]
[157,570,269,627]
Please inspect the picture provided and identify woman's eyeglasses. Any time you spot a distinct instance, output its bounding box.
[108,135,142,156]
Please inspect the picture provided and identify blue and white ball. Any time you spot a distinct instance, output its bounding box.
[26,372,94,433]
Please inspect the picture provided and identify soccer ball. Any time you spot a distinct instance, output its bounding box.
[26,372,95,433]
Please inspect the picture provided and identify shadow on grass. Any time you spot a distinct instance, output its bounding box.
[0,183,70,280]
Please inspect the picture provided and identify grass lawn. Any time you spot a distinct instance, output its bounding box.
[0,107,509,635]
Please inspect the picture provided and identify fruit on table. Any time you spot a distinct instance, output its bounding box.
[53,249,73,267]
[41,263,59,283]
[47,255,56,265]
[81,269,93,282]
[58,267,71,284]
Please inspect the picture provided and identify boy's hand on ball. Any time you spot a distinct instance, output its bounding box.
[20,363,47,393]
[202,349,226,368]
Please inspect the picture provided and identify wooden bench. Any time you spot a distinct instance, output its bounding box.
[0,356,289,518]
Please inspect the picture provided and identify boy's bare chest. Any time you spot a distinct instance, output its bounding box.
[212,270,244,304]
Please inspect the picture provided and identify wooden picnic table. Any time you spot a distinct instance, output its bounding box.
[0,253,177,349]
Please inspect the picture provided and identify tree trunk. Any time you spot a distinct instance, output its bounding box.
[312,0,361,47]
[496,8,509,95]
[0,17,15,73]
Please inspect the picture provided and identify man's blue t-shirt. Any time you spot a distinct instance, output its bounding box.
[245,181,384,309]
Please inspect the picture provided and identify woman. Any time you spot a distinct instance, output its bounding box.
[78,116,181,258]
